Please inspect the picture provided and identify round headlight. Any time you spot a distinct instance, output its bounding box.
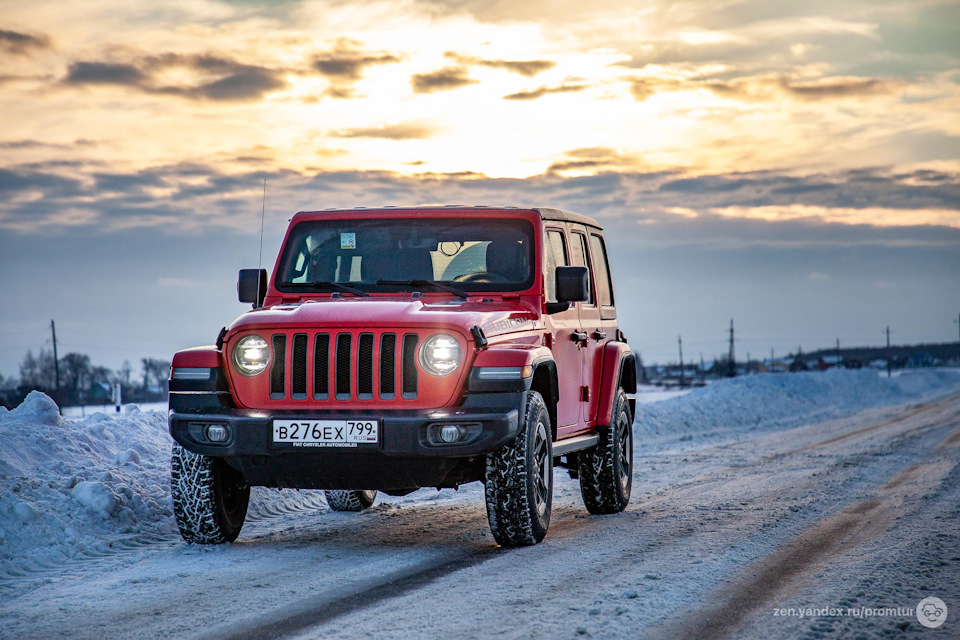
[233,335,270,376]
[419,333,463,376]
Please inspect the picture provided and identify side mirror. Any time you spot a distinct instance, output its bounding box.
[238,269,268,307]
[556,266,590,303]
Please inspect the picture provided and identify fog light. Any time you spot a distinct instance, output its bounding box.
[206,424,229,442]
[438,424,463,443]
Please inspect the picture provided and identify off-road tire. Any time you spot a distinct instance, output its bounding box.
[579,388,633,514]
[324,490,378,512]
[484,391,553,547]
[171,443,250,544]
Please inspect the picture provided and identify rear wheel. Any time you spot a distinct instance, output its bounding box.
[484,391,553,547]
[171,444,250,544]
[325,490,378,512]
[579,388,633,514]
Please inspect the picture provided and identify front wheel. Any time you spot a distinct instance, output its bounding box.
[171,444,250,544]
[325,490,378,512]
[579,388,633,514]
[484,391,553,547]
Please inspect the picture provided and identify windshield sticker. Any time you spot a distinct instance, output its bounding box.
[340,232,357,250]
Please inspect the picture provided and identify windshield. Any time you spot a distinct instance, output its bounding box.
[276,217,535,294]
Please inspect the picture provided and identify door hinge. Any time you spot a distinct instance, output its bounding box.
[581,386,590,402]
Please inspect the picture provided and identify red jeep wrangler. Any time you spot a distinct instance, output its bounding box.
[168,206,636,547]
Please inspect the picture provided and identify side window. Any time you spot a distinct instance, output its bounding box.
[543,230,568,303]
[589,234,614,307]
[570,232,594,305]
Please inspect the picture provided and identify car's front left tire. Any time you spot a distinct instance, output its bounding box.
[171,444,250,544]
[484,390,553,547]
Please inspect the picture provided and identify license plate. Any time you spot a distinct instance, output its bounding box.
[272,419,379,448]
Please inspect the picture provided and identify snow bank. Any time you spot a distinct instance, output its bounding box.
[0,393,175,582]
[0,394,326,586]
[638,368,960,437]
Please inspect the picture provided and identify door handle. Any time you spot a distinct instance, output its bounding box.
[592,329,607,341]
[572,331,588,343]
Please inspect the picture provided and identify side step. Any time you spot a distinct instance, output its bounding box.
[552,434,599,457]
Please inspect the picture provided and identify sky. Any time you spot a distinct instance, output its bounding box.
[1,0,959,379]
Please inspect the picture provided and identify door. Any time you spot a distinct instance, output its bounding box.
[542,227,583,431]
[569,227,603,428]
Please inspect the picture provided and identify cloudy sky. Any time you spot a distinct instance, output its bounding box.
[1,0,958,378]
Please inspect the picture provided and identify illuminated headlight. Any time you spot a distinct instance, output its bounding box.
[232,335,270,376]
[419,334,463,376]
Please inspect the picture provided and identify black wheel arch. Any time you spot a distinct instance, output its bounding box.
[530,359,559,441]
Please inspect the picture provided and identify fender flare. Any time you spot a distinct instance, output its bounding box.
[595,342,636,426]
[469,345,558,437]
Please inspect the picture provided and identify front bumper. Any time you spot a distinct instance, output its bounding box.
[168,390,525,492]
[169,405,519,459]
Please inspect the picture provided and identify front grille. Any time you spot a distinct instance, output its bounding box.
[268,331,418,402]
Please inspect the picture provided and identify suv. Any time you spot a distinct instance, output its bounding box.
[168,206,636,547]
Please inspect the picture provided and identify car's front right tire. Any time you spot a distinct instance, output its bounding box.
[171,443,250,544]
[484,391,553,547]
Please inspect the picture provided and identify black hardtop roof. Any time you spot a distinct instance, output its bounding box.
[294,205,603,230]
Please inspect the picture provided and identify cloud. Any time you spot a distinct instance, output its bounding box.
[63,62,147,86]
[546,147,638,174]
[628,73,901,103]
[411,67,477,93]
[2,161,958,236]
[445,52,555,77]
[331,123,439,140]
[0,139,96,150]
[312,50,400,81]
[61,54,286,102]
[0,29,50,56]
[503,84,587,100]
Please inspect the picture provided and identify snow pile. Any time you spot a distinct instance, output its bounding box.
[0,392,326,586]
[0,392,176,582]
[638,368,960,437]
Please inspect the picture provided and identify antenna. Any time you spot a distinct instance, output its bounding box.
[258,178,267,270]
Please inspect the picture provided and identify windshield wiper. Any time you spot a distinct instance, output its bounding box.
[299,281,370,297]
[376,279,469,299]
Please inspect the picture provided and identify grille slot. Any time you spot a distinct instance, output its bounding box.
[335,334,352,400]
[270,334,286,399]
[357,333,374,400]
[313,333,329,400]
[402,334,419,399]
[380,334,396,399]
[291,334,308,399]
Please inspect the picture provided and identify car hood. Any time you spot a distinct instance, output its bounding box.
[228,297,542,339]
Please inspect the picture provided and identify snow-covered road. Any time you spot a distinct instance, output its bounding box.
[2,370,958,639]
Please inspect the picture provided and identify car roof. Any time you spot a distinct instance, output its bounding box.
[293,205,603,230]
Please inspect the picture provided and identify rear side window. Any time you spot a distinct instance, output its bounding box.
[543,230,568,303]
[589,234,614,307]
[570,232,594,304]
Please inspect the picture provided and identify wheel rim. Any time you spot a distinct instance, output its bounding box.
[617,411,632,492]
[533,420,550,517]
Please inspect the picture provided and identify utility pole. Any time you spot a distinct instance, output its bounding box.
[727,318,736,377]
[678,335,685,387]
[50,319,61,396]
[886,326,892,378]
[836,337,841,369]
[955,314,960,364]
